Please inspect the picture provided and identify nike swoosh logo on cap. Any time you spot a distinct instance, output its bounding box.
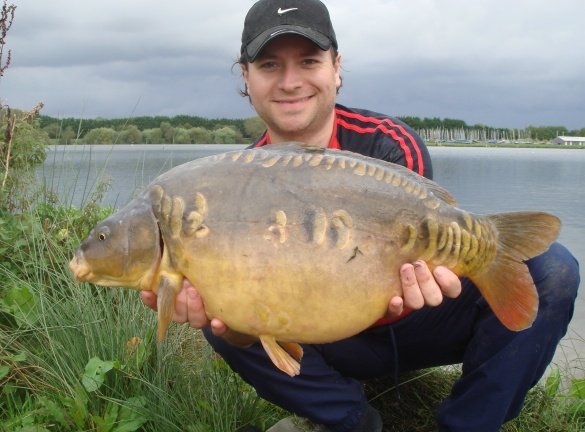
[277,7,299,15]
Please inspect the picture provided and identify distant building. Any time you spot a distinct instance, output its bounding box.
[551,136,585,146]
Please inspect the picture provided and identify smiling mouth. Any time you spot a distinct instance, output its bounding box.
[275,95,312,104]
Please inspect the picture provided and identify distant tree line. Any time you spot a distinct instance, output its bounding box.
[525,125,585,141]
[37,113,585,145]
[400,116,585,142]
[38,114,267,145]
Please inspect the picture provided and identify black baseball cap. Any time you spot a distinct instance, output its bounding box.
[241,0,338,62]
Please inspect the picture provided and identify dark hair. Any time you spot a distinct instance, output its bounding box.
[234,48,343,99]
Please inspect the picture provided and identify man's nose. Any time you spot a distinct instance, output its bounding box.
[278,65,303,91]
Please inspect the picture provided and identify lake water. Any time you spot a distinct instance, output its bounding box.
[38,144,584,372]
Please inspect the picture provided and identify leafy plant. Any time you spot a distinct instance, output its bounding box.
[0,1,16,77]
[1,105,49,211]
[542,369,585,424]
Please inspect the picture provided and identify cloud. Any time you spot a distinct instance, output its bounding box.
[2,0,584,128]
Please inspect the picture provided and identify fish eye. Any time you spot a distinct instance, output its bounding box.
[96,226,110,241]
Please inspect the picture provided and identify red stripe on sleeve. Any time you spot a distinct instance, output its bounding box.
[336,117,415,172]
[336,108,425,175]
[254,133,270,147]
[383,117,425,176]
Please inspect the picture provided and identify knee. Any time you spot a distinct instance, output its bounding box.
[529,242,580,311]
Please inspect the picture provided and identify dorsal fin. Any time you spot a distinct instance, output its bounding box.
[416,177,457,206]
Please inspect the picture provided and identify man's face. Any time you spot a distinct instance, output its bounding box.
[243,35,341,141]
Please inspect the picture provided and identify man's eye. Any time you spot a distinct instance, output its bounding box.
[259,61,277,70]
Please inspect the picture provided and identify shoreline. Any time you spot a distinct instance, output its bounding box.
[46,142,585,150]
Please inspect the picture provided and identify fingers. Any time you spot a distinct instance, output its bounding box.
[171,283,191,324]
[181,284,210,329]
[413,260,444,307]
[400,262,425,309]
[399,261,461,310]
[210,318,228,337]
[140,290,158,311]
[168,278,207,325]
[433,266,462,298]
[140,279,228,331]
[387,296,404,318]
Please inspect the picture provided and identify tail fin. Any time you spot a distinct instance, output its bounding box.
[473,212,560,331]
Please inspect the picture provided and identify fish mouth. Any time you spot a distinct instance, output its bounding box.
[68,252,146,289]
[68,254,93,281]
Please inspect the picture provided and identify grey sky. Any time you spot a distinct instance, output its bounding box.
[1,0,584,129]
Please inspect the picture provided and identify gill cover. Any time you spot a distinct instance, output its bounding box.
[78,199,161,287]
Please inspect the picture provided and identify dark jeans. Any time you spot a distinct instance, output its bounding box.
[203,242,580,432]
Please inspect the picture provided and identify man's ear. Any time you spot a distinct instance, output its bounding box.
[241,63,249,82]
[334,53,342,89]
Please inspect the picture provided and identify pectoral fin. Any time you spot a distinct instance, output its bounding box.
[259,335,302,377]
[156,273,182,342]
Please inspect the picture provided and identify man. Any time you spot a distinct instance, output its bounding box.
[141,1,580,431]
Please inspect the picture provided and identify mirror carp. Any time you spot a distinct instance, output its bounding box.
[69,143,560,376]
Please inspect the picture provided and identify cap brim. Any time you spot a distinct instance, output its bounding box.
[245,25,332,61]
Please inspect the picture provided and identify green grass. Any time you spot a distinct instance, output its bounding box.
[362,363,585,432]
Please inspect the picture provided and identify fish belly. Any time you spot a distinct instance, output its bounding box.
[184,237,401,343]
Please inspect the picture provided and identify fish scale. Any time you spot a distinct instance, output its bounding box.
[70,143,560,377]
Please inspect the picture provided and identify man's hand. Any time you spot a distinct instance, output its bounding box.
[140,279,228,337]
[387,261,462,317]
